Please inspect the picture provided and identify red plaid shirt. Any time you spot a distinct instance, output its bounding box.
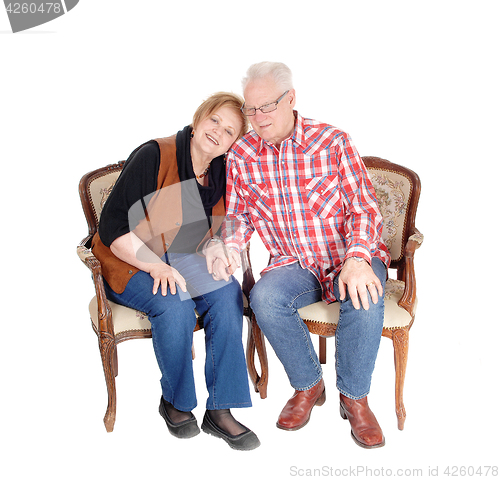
[223,112,390,303]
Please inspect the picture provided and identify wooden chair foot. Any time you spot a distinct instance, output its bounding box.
[99,333,117,433]
[397,406,406,430]
[392,328,409,431]
[104,410,116,432]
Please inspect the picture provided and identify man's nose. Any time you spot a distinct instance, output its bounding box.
[254,109,267,121]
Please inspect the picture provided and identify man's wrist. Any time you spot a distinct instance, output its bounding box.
[345,256,369,266]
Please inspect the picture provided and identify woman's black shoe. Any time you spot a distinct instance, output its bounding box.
[159,397,200,439]
[201,411,260,450]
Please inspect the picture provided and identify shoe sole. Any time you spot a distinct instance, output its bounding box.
[201,415,261,451]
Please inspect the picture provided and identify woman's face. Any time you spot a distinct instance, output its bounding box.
[192,106,243,159]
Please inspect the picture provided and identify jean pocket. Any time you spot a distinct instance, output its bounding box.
[303,175,342,219]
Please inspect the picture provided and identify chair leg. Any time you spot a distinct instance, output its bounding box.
[246,318,258,393]
[246,315,269,399]
[99,332,117,432]
[392,328,410,430]
[113,345,119,377]
[319,336,327,364]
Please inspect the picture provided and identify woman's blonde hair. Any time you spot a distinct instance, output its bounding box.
[192,92,249,139]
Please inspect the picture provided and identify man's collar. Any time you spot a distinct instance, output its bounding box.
[291,111,307,149]
[256,111,306,155]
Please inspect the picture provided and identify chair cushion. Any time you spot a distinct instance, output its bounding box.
[88,293,249,336]
[89,296,151,335]
[297,279,415,333]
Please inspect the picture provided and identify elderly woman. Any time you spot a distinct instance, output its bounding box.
[92,92,259,450]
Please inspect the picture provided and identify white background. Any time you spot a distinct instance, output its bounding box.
[1,1,499,478]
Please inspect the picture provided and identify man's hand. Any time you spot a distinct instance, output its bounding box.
[205,238,240,281]
[338,258,383,310]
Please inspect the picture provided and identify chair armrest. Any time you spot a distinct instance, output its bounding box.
[407,228,424,253]
[397,228,423,317]
[77,244,95,264]
[76,244,115,337]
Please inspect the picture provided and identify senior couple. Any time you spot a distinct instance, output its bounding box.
[93,61,390,451]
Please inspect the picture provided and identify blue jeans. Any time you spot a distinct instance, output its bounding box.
[105,252,252,412]
[250,258,386,399]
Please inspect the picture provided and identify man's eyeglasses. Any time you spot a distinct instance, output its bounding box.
[241,90,289,116]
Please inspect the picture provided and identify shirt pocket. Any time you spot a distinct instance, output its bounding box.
[303,175,342,219]
[245,182,273,222]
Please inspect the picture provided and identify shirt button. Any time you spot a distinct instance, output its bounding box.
[175,222,180,226]
[128,270,133,274]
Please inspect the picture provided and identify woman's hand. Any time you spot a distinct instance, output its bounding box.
[147,263,187,296]
[110,232,187,295]
[205,238,240,281]
[210,251,240,281]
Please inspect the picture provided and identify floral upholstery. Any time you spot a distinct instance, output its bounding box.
[77,169,153,338]
[369,168,412,263]
[87,171,120,226]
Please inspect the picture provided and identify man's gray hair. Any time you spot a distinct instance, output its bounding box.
[242,61,294,92]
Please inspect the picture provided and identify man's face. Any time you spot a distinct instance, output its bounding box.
[243,76,296,147]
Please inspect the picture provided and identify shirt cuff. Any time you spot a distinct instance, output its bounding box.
[344,241,372,264]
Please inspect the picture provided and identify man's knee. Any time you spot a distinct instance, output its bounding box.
[250,277,279,314]
[250,277,298,330]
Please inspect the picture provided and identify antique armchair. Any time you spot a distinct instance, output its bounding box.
[77,161,253,432]
[245,156,423,430]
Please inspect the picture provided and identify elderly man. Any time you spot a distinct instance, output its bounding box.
[207,62,390,448]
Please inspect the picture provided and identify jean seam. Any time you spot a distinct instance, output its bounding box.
[289,286,324,390]
[337,387,370,401]
[201,295,218,409]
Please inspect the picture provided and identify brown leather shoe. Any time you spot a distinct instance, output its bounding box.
[339,393,385,448]
[277,379,326,431]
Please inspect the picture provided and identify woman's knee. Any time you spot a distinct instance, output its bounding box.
[205,277,243,312]
[148,295,197,328]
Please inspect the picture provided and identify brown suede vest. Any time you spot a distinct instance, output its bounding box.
[92,135,225,294]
